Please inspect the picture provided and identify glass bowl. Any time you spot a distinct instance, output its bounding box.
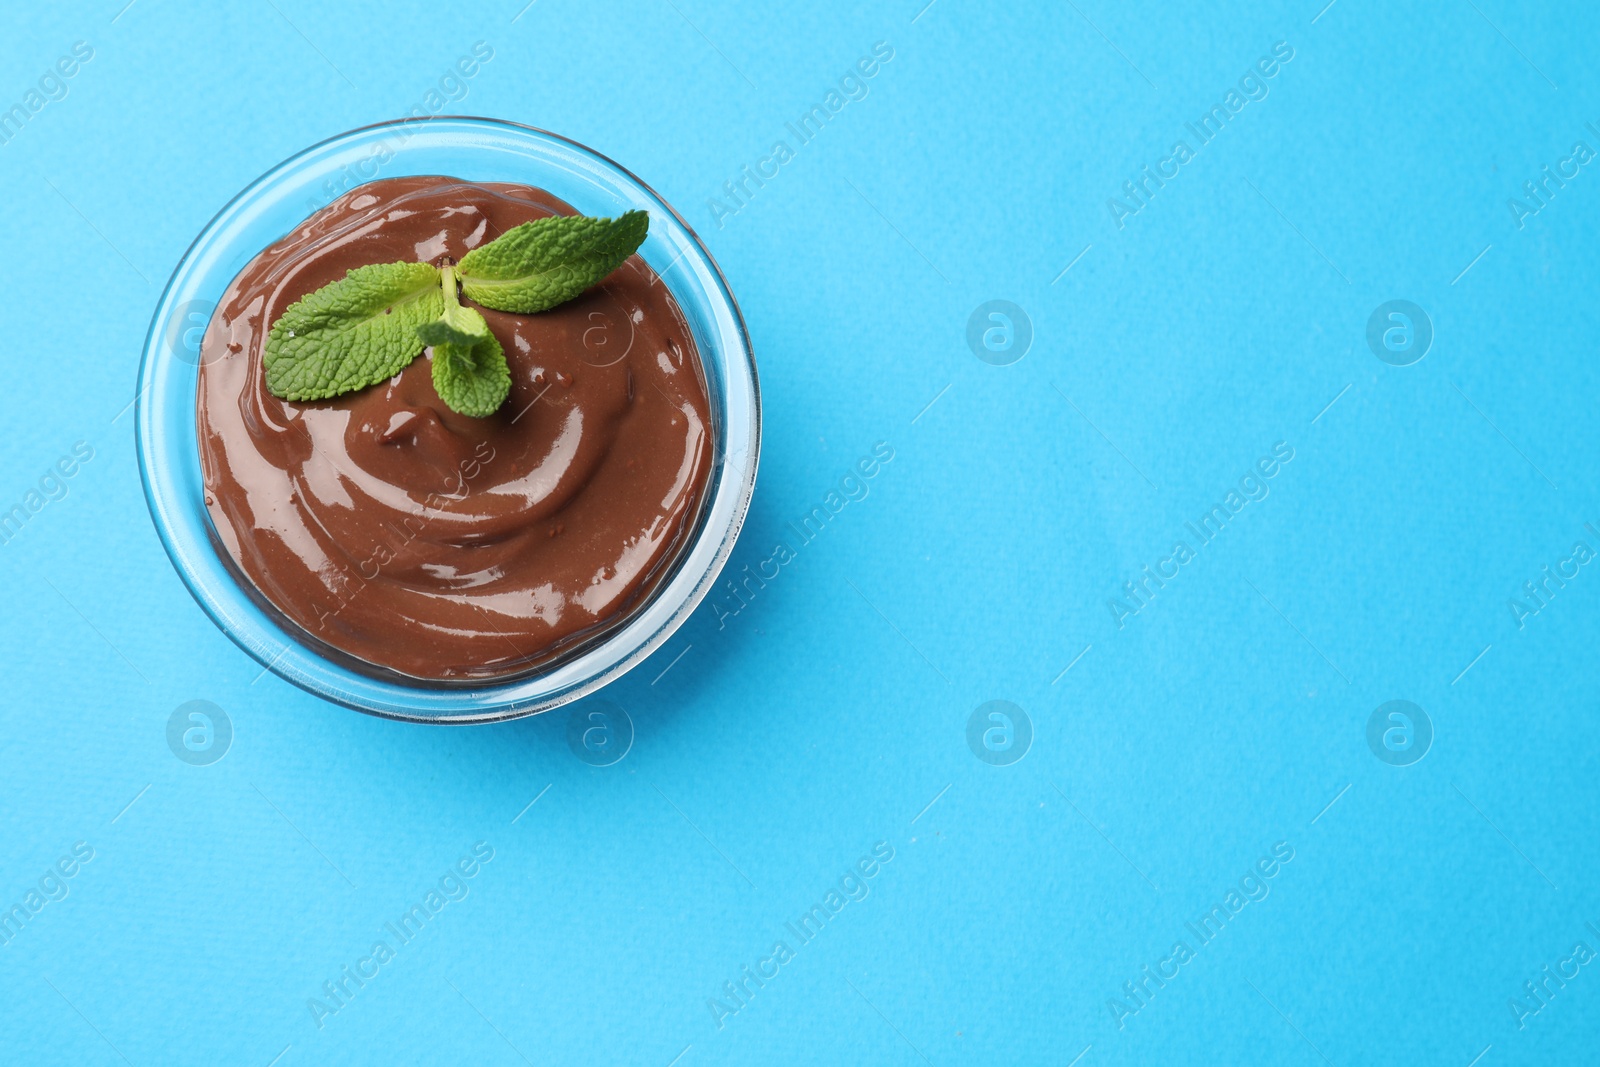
[136,117,760,724]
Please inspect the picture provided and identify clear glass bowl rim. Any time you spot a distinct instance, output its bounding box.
[135,116,760,724]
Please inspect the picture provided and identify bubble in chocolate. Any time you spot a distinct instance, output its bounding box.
[567,699,634,766]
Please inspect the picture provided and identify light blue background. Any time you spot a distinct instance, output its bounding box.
[2,1,1597,1064]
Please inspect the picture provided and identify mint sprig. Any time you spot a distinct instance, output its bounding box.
[261,211,649,416]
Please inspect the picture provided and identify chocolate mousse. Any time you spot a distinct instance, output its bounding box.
[196,177,714,681]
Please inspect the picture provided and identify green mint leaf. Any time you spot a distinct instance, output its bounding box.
[265,262,442,402]
[457,210,649,313]
[429,305,511,418]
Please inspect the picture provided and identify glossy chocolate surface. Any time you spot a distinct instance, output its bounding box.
[197,177,713,680]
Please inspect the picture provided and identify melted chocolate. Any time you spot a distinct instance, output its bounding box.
[197,177,713,681]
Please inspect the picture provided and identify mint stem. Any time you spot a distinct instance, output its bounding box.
[440,264,459,312]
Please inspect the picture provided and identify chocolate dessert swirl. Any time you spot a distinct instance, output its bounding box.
[197,177,715,681]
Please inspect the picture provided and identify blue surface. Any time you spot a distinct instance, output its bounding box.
[1,1,1597,1064]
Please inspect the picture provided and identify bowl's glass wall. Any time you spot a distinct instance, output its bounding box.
[137,118,758,723]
